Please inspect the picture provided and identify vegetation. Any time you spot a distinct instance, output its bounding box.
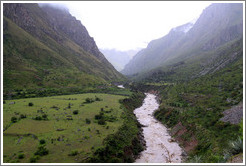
[3,3,125,100]
[3,93,126,163]
[87,92,145,162]
[152,51,243,162]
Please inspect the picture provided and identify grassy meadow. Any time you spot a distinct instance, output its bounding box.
[3,93,126,163]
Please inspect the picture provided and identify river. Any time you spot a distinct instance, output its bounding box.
[134,93,182,163]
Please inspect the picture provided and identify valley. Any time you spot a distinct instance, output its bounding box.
[2,2,244,164]
[3,93,126,163]
[134,93,182,163]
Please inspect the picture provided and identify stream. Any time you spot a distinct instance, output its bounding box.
[134,93,182,163]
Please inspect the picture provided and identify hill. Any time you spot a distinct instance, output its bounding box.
[122,3,243,82]
[3,3,124,99]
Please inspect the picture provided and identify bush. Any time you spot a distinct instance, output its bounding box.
[85,98,94,103]
[18,153,25,159]
[42,114,48,119]
[229,137,243,154]
[30,155,40,163]
[98,118,106,125]
[68,150,78,156]
[39,139,46,145]
[11,117,17,123]
[95,114,103,120]
[95,96,102,101]
[73,110,78,115]
[34,145,49,156]
[34,116,42,120]
[28,102,34,106]
[20,114,26,119]
[85,118,91,124]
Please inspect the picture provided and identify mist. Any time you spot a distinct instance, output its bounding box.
[38,3,69,12]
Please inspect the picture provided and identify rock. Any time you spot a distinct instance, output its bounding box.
[56,129,65,131]
[168,138,176,143]
[220,103,243,124]
[181,151,187,157]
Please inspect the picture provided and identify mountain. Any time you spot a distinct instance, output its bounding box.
[122,3,243,81]
[100,48,140,71]
[124,3,243,162]
[3,3,124,97]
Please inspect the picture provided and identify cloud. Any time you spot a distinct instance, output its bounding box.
[38,3,69,12]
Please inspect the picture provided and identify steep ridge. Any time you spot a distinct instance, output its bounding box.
[3,3,124,97]
[122,3,243,80]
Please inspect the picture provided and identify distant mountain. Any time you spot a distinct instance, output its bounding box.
[100,49,140,71]
[122,3,243,81]
[3,3,124,96]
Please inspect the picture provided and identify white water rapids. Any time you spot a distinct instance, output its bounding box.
[134,93,182,163]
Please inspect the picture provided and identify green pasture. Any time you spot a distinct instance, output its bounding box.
[3,93,126,163]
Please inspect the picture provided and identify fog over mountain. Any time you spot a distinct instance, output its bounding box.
[100,48,141,71]
[122,3,243,79]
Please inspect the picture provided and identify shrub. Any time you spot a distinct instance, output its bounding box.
[30,155,40,163]
[85,98,94,103]
[98,118,106,125]
[73,110,78,115]
[85,118,91,124]
[42,114,48,119]
[68,150,78,156]
[95,96,102,101]
[229,137,243,154]
[39,139,46,145]
[34,116,42,120]
[11,117,17,123]
[20,114,26,119]
[18,153,25,159]
[28,102,34,106]
[34,145,49,156]
[95,114,103,120]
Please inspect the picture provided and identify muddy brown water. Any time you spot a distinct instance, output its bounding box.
[134,93,182,163]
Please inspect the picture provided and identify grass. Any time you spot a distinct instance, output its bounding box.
[3,93,126,163]
[153,53,243,162]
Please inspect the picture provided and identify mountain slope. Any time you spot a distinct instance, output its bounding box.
[100,49,139,71]
[122,3,243,80]
[3,3,124,97]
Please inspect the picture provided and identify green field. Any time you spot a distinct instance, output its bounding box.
[3,93,126,163]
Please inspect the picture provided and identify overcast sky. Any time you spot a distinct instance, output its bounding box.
[46,1,212,51]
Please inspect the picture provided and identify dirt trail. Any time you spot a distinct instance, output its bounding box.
[134,93,182,163]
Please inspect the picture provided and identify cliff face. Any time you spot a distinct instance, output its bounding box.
[41,5,106,61]
[3,3,110,62]
[3,3,124,94]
